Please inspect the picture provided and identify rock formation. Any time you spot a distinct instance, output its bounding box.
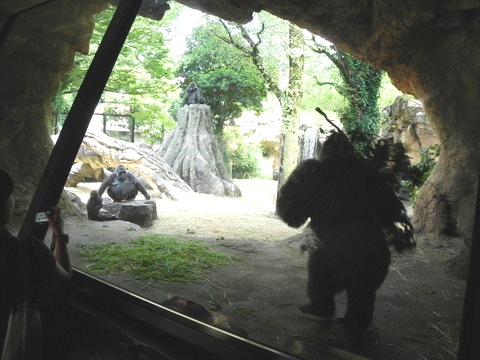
[101,199,157,228]
[69,131,194,200]
[379,96,440,165]
[157,105,241,197]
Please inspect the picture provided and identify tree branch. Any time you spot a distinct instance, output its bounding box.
[310,36,356,90]
[310,35,343,70]
[214,20,251,55]
[215,20,284,106]
[314,78,339,89]
[332,44,356,88]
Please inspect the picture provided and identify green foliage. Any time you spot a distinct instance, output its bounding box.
[337,55,383,153]
[414,144,441,182]
[177,22,268,134]
[53,6,178,144]
[304,48,402,126]
[251,12,288,88]
[309,40,384,154]
[302,62,347,115]
[378,73,404,110]
[223,127,261,179]
[402,144,441,201]
[78,234,242,285]
[131,96,177,143]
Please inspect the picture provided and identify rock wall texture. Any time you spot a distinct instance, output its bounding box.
[157,105,241,197]
[0,0,108,218]
[1,0,480,243]
[379,96,440,166]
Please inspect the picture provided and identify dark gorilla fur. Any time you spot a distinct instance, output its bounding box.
[183,82,205,105]
[276,131,415,330]
[87,190,116,221]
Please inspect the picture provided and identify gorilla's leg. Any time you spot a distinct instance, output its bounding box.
[344,289,376,329]
[300,248,335,319]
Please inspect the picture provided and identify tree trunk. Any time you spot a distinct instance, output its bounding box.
[156,104,241,198]
[72,131,194,200]
[277,23,305,188]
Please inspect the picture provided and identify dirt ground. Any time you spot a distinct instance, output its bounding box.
[65,179,466,360]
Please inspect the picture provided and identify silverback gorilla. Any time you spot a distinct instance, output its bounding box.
[276,130,415,333]
[98,165,150,202]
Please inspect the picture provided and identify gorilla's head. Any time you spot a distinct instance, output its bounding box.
[116,165,127,180]
[319,131,355,162]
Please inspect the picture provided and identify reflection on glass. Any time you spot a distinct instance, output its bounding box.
[54,4,464,360]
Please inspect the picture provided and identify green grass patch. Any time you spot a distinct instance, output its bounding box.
[77,234,242,284]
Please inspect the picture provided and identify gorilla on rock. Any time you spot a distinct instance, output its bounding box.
[182,82,205,105]
[98,165,150,202]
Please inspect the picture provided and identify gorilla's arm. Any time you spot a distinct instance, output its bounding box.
[129,173,150,199]
[366,169,415,251]
[97,173,116,197]
[276,159,323,228]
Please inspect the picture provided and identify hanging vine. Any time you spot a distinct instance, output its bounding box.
[311,40,383,154]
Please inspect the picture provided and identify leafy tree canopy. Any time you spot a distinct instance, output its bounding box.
[309,39,384,153]
[177,22,268,134]
[53,6,178,144]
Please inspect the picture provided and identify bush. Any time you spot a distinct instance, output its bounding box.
[231,144,261,179]
[402,144,441,201]
[223,127,261,179]
[415,144,440,181]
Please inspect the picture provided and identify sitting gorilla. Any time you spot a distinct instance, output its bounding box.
[183,82,205,105]
[276,131,415,332]
[98,165,150,202]
[86,190,116,221]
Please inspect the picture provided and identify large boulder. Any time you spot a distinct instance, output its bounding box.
[103,199,157,228]
[379,96,440,165]
[117,200,157,228]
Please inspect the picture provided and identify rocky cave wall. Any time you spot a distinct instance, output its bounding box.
[1,0,480,246]
[379,96,440,166]
[0,0,109,221]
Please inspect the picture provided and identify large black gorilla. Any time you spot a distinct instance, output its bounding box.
[276,131,415,332]
[98,165,150,202]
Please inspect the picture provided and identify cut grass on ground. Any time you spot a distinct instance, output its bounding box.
[77,234,242,285]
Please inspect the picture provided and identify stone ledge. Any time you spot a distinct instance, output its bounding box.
[104,199,157,228]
